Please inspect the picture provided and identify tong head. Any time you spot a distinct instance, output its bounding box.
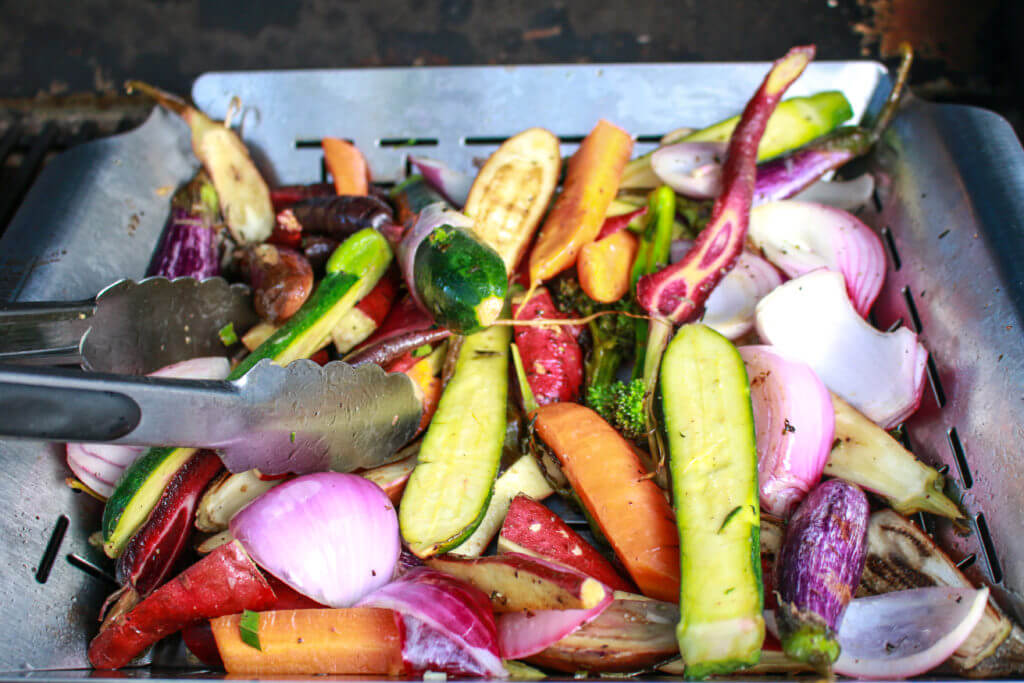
[84,277,258,374]
[216,358,422,475]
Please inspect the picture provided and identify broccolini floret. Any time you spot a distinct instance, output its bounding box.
[586,378,647,440]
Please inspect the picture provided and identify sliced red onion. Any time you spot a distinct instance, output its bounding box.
[410,156,474,208]
[358,567,506,677]
[230,473,400,607]
[66,356,230,497]
[650,141,727,199]
[792,174,875,211]
[398,203,475,309]
[670,241,782,340]
[748,200,885,316]
[497,589,614,660]
[834,587,989,679]
[755,269,927,429]
[739,346,835,517]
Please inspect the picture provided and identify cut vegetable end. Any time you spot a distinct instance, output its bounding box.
[766,47,814,95]
[779,619,839,673]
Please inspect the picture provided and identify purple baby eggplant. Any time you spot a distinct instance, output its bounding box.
[775,478,870,672]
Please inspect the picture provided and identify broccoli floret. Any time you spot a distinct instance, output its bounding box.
[586,378,647,440]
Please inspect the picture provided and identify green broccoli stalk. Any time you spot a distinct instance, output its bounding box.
[630,186,676,379]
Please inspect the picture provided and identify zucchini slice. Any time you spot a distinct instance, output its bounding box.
[399,323,510,557]
[660,323,764,678]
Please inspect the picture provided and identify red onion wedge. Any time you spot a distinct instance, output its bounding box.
[358,567,506,677]
[497,588,614,660]
[738,346,834,517]
[833,587,990,679]
[410,156,474,208]
[650,141,726,199]
[755,269,927,429]
[66,356,230,498]
[670,241,782,340]
[792,174,875,211]
[748,200,886,316]
[230,472,400,608]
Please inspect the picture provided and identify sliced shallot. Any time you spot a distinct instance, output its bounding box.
[748,200,885,316]
[755,269,927,429]
[670,241,782,340]
[739,346,834,517]
[649,141,726,199]
[792,174,875,211]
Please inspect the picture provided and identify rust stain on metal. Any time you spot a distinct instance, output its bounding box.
[854,0,996,70]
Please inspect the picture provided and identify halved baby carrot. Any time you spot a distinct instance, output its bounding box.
[577,228,639,303]
[210,608,404,675]
[531,402,680,603]
[527,119,633,288]
[322,137,370,196]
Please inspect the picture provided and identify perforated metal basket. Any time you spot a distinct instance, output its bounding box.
[0,61,1021,679]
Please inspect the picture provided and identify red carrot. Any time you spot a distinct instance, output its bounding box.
[637,46,814,323]
[115,450,223,597]
[270,182,335,213]
[89,540,276,669]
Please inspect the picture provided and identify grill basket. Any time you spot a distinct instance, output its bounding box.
[0,61,1021,679]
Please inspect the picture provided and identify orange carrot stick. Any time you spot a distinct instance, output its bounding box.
[210,608,404,675]
[322,137,370,196]
[531,403,680,602]
[577,228,639,303]
[527,120,633,288]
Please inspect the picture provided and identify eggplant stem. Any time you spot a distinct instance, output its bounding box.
[869,43,914,143]
[125,80,192,118]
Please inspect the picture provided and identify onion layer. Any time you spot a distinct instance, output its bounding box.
[739,346,834,517]
[358,567,506,677]
[230,473,400,608]
[755,269,927,429]
[748,200,886,316]
[66,356,230,497]
[670,241,782,340]
[792,174,875,211]
[497,589,614,660]
[410,156,473,208]
[650,142,726,199]
[834,587,989,679]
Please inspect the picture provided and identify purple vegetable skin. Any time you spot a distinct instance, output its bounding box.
[149,173,221,279]
[753,44,912,206]
[776,478,869,672]
[277,194,395,241]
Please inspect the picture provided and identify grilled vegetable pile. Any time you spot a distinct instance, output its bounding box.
[66,43,1019,680]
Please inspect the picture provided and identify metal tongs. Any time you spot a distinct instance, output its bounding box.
[0,277,421,473]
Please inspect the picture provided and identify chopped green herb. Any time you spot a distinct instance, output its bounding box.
[239,609,261,651]
[290,431,297,443]
[717,505,743,534]
[218,322,238,347]
[412,344,433,358]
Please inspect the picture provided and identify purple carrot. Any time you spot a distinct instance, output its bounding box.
[149,172,221,279]
[637,45,815,323]
[752,43,913,205]
[775,478,870,673]
[277,194,395,242]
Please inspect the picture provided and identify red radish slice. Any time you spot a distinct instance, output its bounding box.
[755,269,927,429]
[748,200,885,316]
[66,356,230,497]
[834,587,989,679]
[669,241,782,340]
[410,156,473,208]
[497,589,614,660]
